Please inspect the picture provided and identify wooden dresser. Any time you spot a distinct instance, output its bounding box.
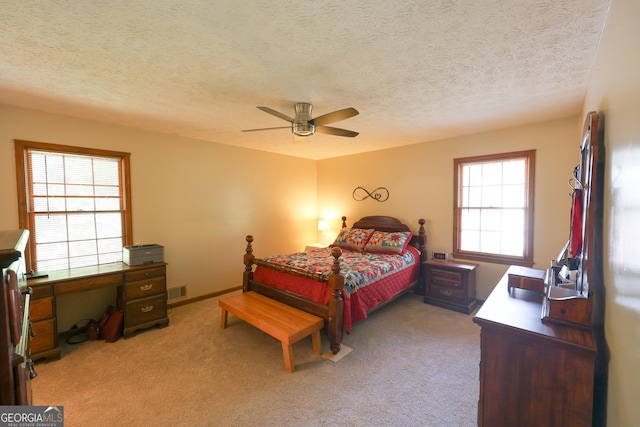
[474,267,597,427]
[28,262,169,361]
[473,112,608,427]
[0,229,33,405]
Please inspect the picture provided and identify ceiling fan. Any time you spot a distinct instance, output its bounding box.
[242,103,359,138]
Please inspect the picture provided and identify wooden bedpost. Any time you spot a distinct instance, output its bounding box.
[341,216,348,229]
[327,246,344,354]
[417,219,427,294]
[243,235,255,292]
[418,218,427,261]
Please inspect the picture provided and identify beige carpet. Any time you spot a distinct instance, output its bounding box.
[31,292,480,426]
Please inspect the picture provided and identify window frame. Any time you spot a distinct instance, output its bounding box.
[14,139,133,272]
[453,150,535,267]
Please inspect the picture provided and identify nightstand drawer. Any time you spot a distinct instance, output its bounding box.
[428,284,466,302]
[430,268,463,288]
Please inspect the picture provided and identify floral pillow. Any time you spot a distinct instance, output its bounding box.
[363,231,413,255]
[332,228,375,252]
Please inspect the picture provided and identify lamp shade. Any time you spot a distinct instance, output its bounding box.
[317,220,329,231]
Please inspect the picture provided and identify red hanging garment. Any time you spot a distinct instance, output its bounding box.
[570,188,583,257]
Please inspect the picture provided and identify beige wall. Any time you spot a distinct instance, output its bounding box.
[582,0,640,425]
[318,116,580,299]
[0,105,318,329]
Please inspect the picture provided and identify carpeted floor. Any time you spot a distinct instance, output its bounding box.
[31,292,480,426]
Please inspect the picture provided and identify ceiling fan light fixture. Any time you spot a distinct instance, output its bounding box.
[292,121,315,136]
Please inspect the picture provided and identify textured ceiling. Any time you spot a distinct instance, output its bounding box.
[0,1,610,160]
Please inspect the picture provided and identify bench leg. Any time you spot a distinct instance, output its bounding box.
[220,308,228,328]
[281,342,295,373]
[311,330,321,355]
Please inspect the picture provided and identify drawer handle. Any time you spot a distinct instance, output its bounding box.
[29,360,37,380]
[439,290,453,296]
[140,284,153,291]
[141,305,154,313]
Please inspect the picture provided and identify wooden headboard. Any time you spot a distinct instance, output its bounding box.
[342,215,427,253]
[351,215,412,232]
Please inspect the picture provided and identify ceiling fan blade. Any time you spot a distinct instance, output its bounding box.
[316,125,359,138]
[256,106,294,123]
[241,126,290,132]
[311,107,359,126]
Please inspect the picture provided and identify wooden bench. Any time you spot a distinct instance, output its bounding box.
[219,291,323,372]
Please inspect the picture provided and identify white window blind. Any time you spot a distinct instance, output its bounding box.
[27,150,125,272]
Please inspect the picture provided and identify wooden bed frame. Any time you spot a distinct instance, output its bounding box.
[242,216,427,354]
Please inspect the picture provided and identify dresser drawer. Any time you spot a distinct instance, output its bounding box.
[124,266,165,283]
[30,319,57,355]
[508,274,545,294]
[30,296,54,321]
[55,273,122,294]
[430,268,463,288]
[124,294,167,327]
[122,276,166,300]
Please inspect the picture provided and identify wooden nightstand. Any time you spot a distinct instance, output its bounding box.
[423,259,478,314]
[304,242,330,251]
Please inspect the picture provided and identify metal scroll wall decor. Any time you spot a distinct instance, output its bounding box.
[352,186,389,202]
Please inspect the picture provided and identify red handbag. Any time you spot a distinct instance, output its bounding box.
[98,306,124,343]
[86,319,100,341]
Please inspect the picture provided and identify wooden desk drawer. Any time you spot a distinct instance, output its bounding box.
[430,268,463,288]
[30,296,54,321]
[124,266,165,283]
[124,294,167,327]
[55,273,122,294]
[30,319,57,355]
[31,284,53,299]
[122,276,166,299]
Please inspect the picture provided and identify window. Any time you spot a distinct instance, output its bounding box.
[15,140,133,273]
[453,150,535,266]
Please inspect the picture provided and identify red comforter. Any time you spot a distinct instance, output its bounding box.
[252,246,420,332]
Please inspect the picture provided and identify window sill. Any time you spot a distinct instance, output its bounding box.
[452,251,534,268]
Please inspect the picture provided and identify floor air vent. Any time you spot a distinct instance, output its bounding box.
[168,285,187,300]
